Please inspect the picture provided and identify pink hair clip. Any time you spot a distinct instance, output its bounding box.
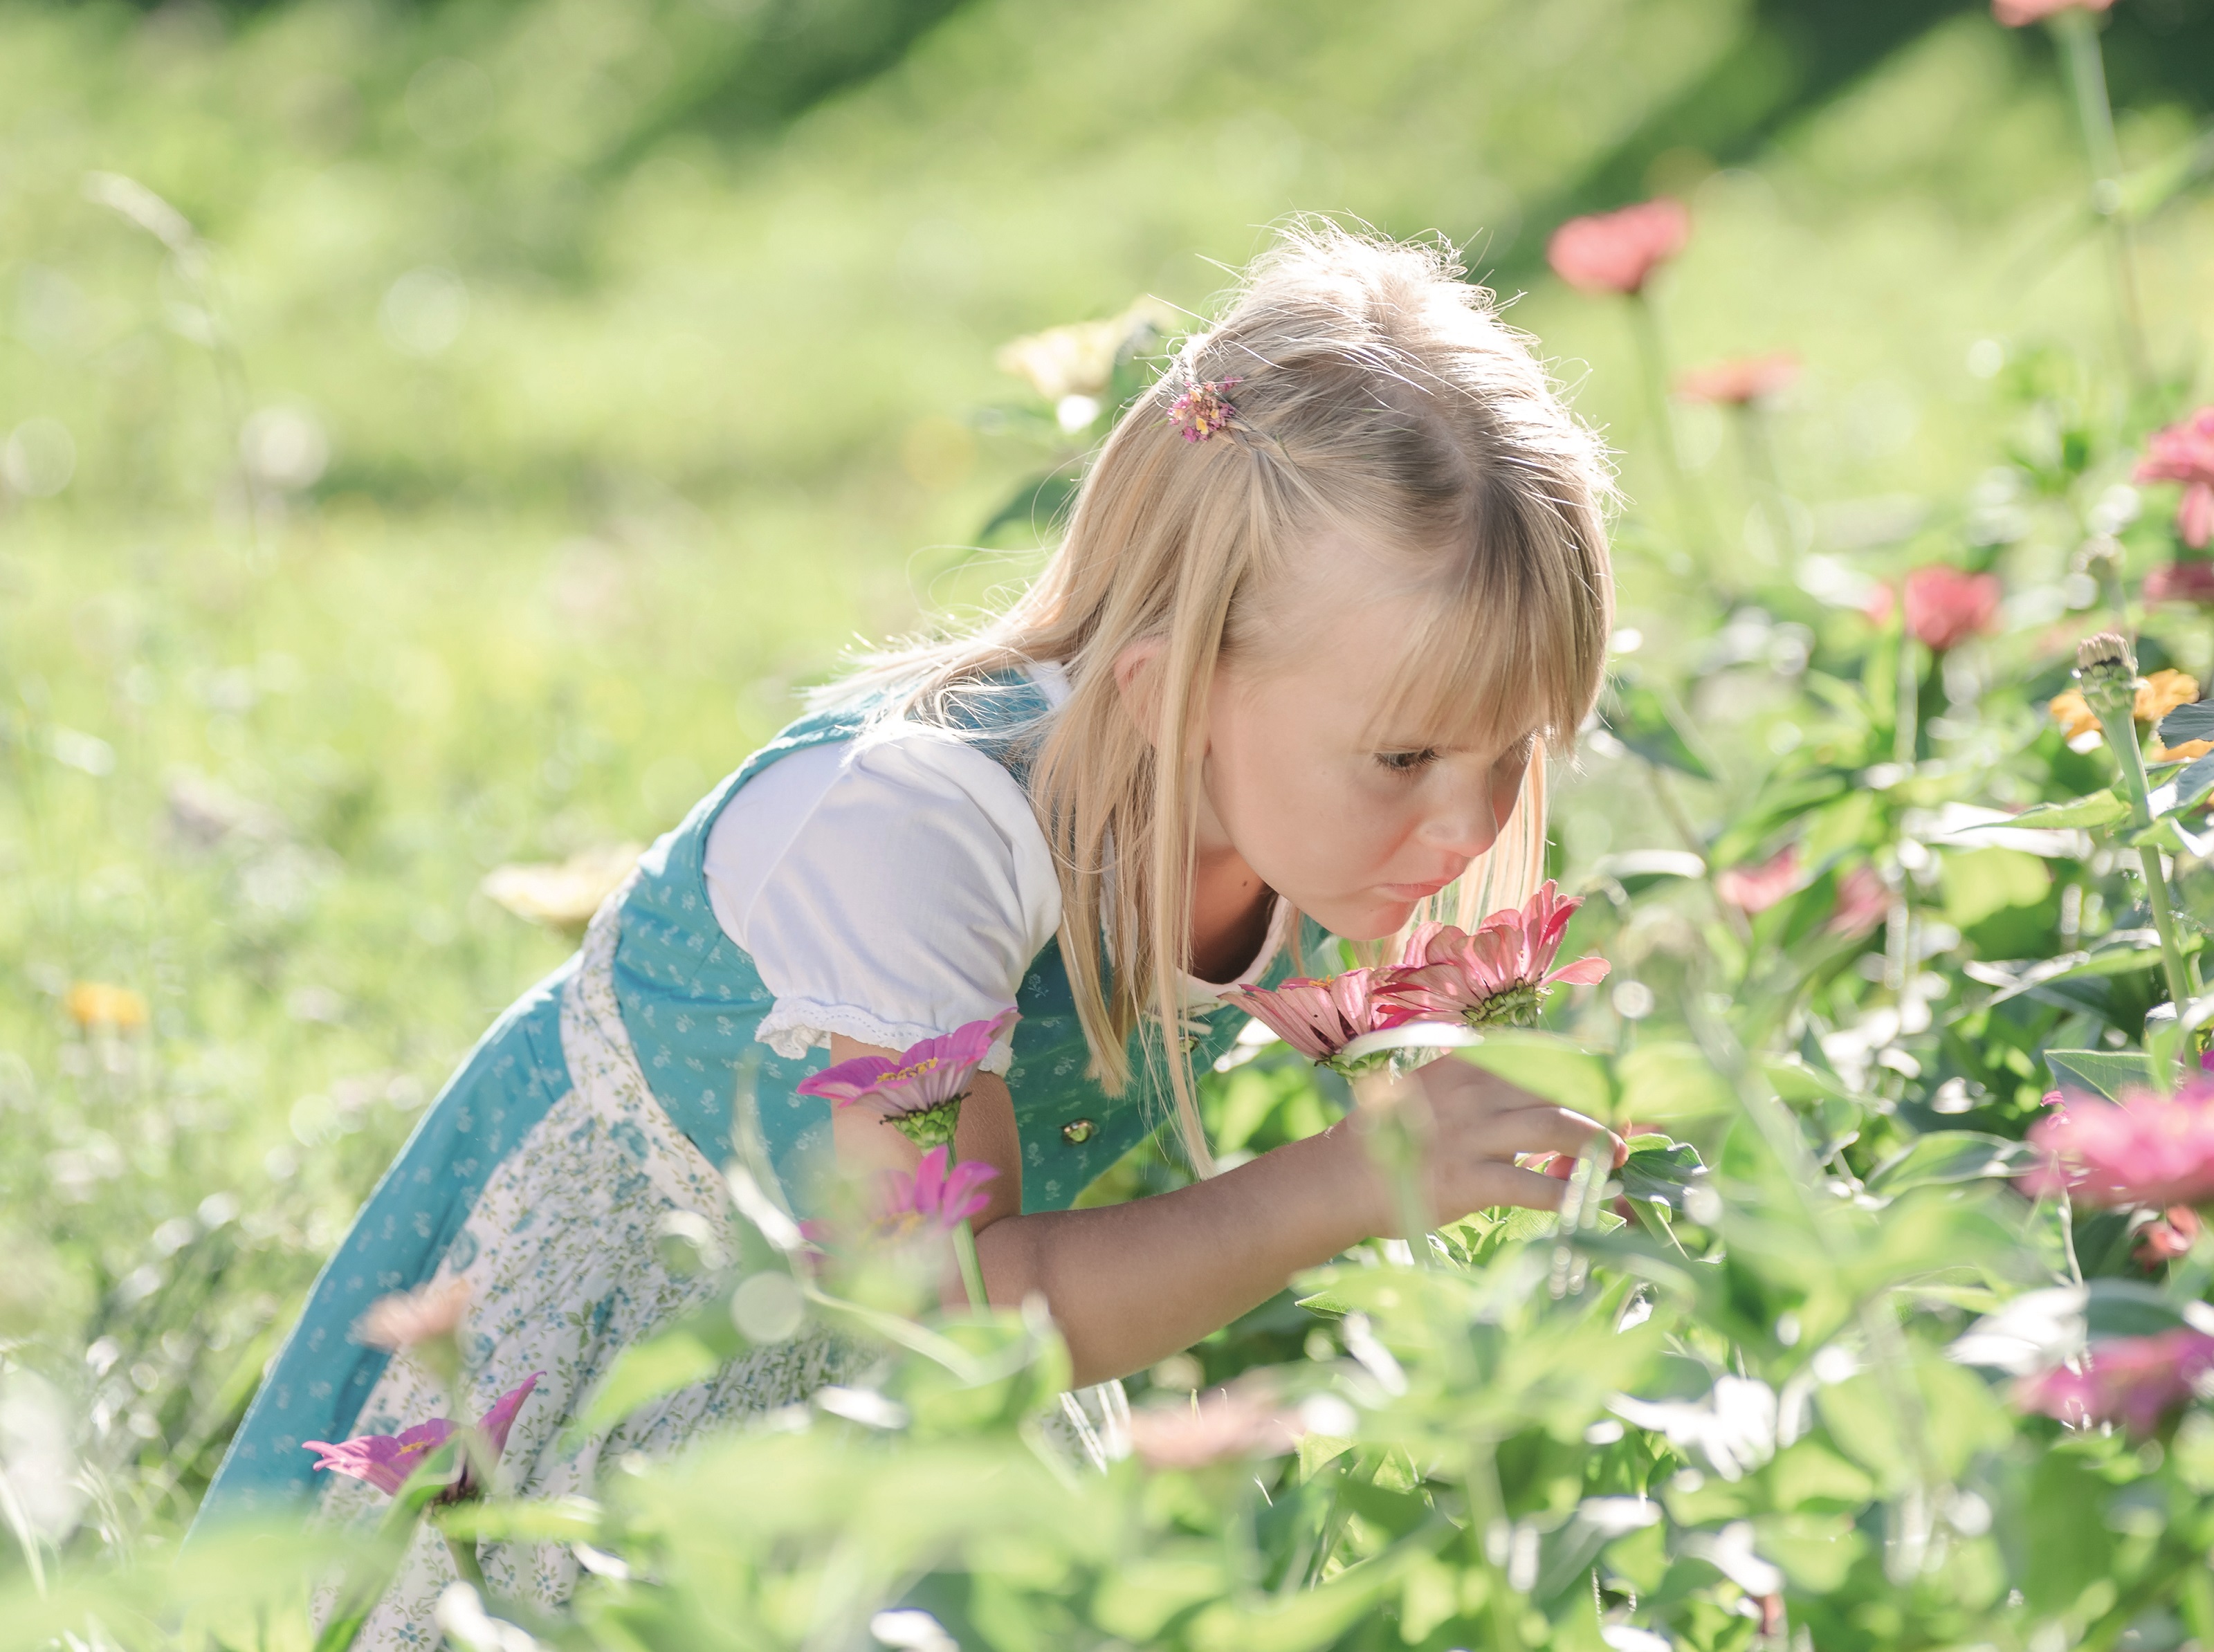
[1168,377,1241,443]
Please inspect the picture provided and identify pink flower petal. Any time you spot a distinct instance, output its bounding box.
[476,1373,541,1457]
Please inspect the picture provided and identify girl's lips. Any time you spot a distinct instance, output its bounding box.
[1380,876,1458,901]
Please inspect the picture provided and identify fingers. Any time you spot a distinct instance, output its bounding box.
[1461,1103,1619,1166]
[1452,1162,1577,1215]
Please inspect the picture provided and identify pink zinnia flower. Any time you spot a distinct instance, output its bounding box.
[1127,1385,1306,1470]
[1546,199,1690,297]
[1716,845,1802,915]
[1826,865,1891,937]
[874,1146,997,1240]
[1676,353,1800,406]
[2015,1329,2214,1436]
[1903,565,2002,652]
[1221,969,1398,1065]
[796,1009,1017,1149]
[2025,1078,2214,1209]
[304,1373,540,1498]
[2146,560,2214,607]
[1993,0,2114,26]
[1384,881,1610,1031]
[2135,408,2214,551]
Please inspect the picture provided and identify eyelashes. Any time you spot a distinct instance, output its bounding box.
[1375,748,1443,775]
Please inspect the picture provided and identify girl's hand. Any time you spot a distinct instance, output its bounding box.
[1342,1057,1625,1234]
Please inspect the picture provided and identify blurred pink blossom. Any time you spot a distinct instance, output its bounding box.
[2137,1205,2202,1269]
[1992,0,2113,26]
[1903,566,2002,652]
[1677,353,1800,406]
[1386,881,1610,1030]
[355,1276,470,1352]
[2015,1329,2214,1436]
[1826,866,1891,937]
[1128,1384,1306,1469]
[304,1373,540,1498]
[875,1146,997,1240]
[2135,408,2214,550]
[1223,969,1397,1063]
[2026,1077,2214,1209]
[2146,560,2214,606]
[1716,846,1802,914]
[1546,199,1690,296]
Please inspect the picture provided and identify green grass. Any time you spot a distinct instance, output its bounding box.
[3,0,2213,1553]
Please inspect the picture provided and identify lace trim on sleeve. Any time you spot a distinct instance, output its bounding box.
[755,1000,1016,1075]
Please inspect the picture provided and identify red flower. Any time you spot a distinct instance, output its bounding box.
[1993,0,2114,24]
[2025,1077,2214,1209]
[1676,353,1800,407]
[2136,408,2214,551]
[1715,845,1802,915]
[1546,199,1690,297]
[2146,560,2214,606]
[1902,565,2002,652]
[2015,1328,2214,1436]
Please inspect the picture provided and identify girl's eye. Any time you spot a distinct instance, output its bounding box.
[1376,748,1440,775]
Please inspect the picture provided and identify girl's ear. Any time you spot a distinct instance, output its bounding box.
[1110,636,1167,748]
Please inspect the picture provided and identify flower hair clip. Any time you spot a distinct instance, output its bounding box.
[1168,376,1241,443]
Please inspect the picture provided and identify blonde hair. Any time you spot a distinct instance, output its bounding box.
[828,222,1614,1171]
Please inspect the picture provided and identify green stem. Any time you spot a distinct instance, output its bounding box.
[2092,699,2197,1022]
[952,1218,989,1310]
[1625,292,1710,552]
[1735,404,1793,570]
[2052,8,2148,385]
[1463,1438,1529,1652]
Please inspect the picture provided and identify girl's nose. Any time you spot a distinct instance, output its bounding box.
[1416,764,1505,859]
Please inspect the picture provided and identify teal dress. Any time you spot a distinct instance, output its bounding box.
[198,675,1311,1583]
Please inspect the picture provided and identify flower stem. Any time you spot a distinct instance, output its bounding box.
[2052,8,2148,385]
[951,1218,989,1310]
[1625,292,1710,553]
[2086,677,2197,1020]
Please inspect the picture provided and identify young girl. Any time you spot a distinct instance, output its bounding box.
[198,223,1621,1629]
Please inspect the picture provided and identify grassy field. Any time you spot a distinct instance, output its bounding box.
[4,0,2213,1552]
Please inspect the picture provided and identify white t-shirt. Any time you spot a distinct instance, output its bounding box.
[702,661,1284,1074]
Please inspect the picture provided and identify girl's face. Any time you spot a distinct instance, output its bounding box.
[1198,541,1534,942]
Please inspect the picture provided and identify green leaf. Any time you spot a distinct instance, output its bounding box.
[2044,1047,2158,1103]
[1606,680,1714,781]
[1617,1041,1735,1125]
[1452,1030,1618,1123]
[2157,699,2214,746]
[1989,789,2128,830]
[1865,1131,2038,1196]
[575,1319,733,1437]
[1618,1141,1710,1212]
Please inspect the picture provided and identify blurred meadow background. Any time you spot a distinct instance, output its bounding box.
[6,0,2214,1558]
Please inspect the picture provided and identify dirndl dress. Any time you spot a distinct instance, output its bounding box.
[194,674,1305,1637]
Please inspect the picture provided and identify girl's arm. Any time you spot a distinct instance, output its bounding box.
[828,1036,1618,1388]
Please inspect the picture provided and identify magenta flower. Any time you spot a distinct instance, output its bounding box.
[1220,969,1400,1065]
[2137,1205,2202,1269]
[1546,199,1690,296]
[1716,845,1802,915]
[1384,881,1610,1031]
[2136,407,2214,551]
[2025,1078,2214,1209]
[304,1373,540,1499]
[1676,353,1800,407]
[796,1009,1017,1149]
[2015,1329,2214,1436]
[875,1146,998,1240]
[1903,565,2002,652]
[1825,865,1890,937]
